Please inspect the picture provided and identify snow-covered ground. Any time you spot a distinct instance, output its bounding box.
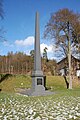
[0,94,80,120]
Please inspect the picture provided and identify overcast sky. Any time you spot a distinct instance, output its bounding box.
[0,0,80,61]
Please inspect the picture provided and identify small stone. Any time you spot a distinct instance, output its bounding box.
[75,106,78,110]
[76,112,80,116]
[34,116,41,120]
[29,108,33,115]
[69,115,72,119]
[74,116,77,119]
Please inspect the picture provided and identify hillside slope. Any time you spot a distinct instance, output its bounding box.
[0,75,80,93]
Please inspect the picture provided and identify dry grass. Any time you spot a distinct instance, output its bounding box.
[0,75,80,93]
[0,75,31,93]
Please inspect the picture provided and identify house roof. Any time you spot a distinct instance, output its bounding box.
[57,55,80,64]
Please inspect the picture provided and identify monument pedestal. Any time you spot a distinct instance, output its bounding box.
[30,70,45,96]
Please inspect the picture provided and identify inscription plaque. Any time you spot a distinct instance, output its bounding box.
[37,78,42,85]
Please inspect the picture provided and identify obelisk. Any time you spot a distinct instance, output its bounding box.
[33,12,43,75]
[18,12,54,96]
[31,12,45,95]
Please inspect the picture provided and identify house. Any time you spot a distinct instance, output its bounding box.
[57,56,80,76]
[77,70,80,77]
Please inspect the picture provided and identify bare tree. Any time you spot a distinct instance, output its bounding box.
[44,8,80,89]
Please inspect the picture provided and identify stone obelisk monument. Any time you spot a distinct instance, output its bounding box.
[18,12,54,96]
[31,12,45,96]
[32,11,43,76]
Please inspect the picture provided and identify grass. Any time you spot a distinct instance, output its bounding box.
[0,74,80,92]
[0,75,71,92]
[0,75,31,93]
[0,75,80,119]
[46,76,67,91]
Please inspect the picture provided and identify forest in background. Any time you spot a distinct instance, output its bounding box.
[0,52,57,75]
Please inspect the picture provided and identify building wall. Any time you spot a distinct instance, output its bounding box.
[57,56,80,76]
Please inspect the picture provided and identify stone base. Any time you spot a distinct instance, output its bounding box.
[17,71,54,96]
[18,88,54,96]
[32,70,43,76]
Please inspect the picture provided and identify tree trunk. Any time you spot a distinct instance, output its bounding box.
[6,56,8,73]
[67,21,72,89]
[68,39,72,89]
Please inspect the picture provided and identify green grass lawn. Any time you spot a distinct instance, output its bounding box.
[0,75,80,119]
[0,75,80,92]
[0,75,31,93]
